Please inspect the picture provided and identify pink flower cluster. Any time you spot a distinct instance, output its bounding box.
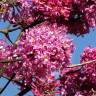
[58,46,96,96]
[60,68,96,96]
[0,22,74,95]
[81,46,96,84]
[0,0,33,26]
[32,0,71,19]
[0,0,96,35]
[32,0,96,35]
[0,0,96,96]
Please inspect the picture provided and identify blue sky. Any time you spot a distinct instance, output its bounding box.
[0,20,96,96]
[70,28,96,64]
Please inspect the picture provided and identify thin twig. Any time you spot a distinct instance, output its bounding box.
[67,59,96,68]
[0,73,15,94]
[1,75,32,96]
[22,17,48,31]
[15,17,49,43]
[16,86,32,96]
[1,75,27,87]
[0,27,20,34]
[0,58,23,75]
[15,31,23,44]
[0,58,23,64]
[0,27,21,45]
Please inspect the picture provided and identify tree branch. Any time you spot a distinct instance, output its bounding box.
[0,58,96,95]
[67,59,96,68]
[14,17,49,43]
[15,31,23,44]
[0,27,20,34]
[0,58,23,64]
[1,75,28,87]
[0,58,23,74]
[16,86,32,96]
[22,17,48,31]
[1,59,95,95]
[65,67,82,75]
[0,73,15,94]
[0,27,21,44]
[1,75,32,96]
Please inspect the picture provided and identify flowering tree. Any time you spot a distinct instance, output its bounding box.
[0,0,96,96]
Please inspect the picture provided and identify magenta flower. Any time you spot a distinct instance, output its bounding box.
[0,21,74,95]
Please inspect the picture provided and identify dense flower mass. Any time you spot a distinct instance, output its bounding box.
[0,0,96,35]
[60,68,96,96]
[60,46,96,96]
[0,0,96,96]
[32,0,96,35]
[0,22,74,95]
[56,46,96,96]
[81,47,96,85]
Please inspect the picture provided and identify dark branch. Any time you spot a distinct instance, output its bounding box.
[16,86,32,96]
[0,27,21,44]
[4,33,14,44]
[65,67,82,75]
[8,27,21,32]
[0,73,15,94]
[22,17,49,31]
[2,75,28,87]
[1,75,32,96]
[0,58,23,64]
[0,27,20,34]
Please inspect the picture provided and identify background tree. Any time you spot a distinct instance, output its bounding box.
[0,0,96,96]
